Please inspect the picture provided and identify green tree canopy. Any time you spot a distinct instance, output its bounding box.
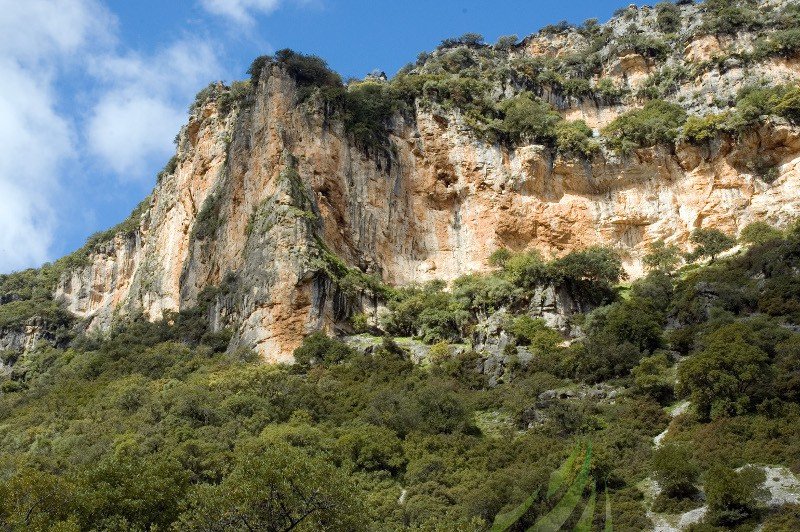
[178,441,366,532]
[688,228,735,262]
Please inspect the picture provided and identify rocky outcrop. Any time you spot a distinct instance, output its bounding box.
[0,318,61,356]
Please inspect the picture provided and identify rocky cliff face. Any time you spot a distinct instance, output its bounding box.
[52,0,800,361]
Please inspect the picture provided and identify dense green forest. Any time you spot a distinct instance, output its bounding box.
[2,220,800,530]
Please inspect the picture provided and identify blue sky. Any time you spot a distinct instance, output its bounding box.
[0,0,626,273]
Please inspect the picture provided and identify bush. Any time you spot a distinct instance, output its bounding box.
[702,0,760,35]
[342,81,401,149]
[733,85,780,126]
[540,20,573,35]
[638,65,690,100]
[564,334,643,382]
[678,324,773,420]
[755,29,800,59]
[553,246,625,287]
[601,299,664,354]
[494,34,518,51]
[488,248,512,268]
[193,193,222,241]
[774,336,800,403]
[440,33,485,48]
[157,155,179,182]
[274,48,342,89]
[248,49,342,102]
[603,100,687,153]
[501,250,551,289]
[682,113,728,144]
[594,78,626,101]
[451,274,517,315]
[651,444,699,499]
[774,3,800,30]
[631,353,674,403]
[247,55,270,86]
[509,316,562,351]
[561,77,592,98]
[616,32,670,60]
[730,85,800,128]
[774,86,800,124]
[217,80,252,114]
[656,2,682,33]
[293,332,355,367]
[497,93,561,144]
[703,464,766,527]
[762,504,800,532]
[382,282,468,343]
[555,120,598,156]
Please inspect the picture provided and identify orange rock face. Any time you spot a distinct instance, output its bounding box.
[54,55,800,361]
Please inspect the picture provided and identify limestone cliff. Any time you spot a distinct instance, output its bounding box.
[50,0,800,361]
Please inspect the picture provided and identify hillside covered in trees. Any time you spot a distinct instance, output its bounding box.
[3,0,800,530]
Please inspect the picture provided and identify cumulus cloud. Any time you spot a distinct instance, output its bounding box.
[199,0,281,25]
[0,0,224,271]
[0,0,111,271]
[86,40,223,177]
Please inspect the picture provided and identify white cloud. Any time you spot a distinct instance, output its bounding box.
[87,96,185,176]
[86,40,223,177]
[0,0,111,271]
[200,0,281,25]
[0,0,114,61]
[0,0,224,271]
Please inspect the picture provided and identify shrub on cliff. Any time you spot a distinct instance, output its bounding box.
[248,49,342,101]
[656,1,682,33]
[603,100,687,153]
[774,86,800,124]
[732,85,800,127]
[439,32,485,49]
[555,120,598,157]
[342,81,402,150]
[755,28,800,59]
[593,77,627,101]
[494,34,519,51]
[497,93,561,144]
[273,49,342,89]
[637,65,690,100]
[701,0,760,35]
[681,113,729,144]
[615,32,670,60]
